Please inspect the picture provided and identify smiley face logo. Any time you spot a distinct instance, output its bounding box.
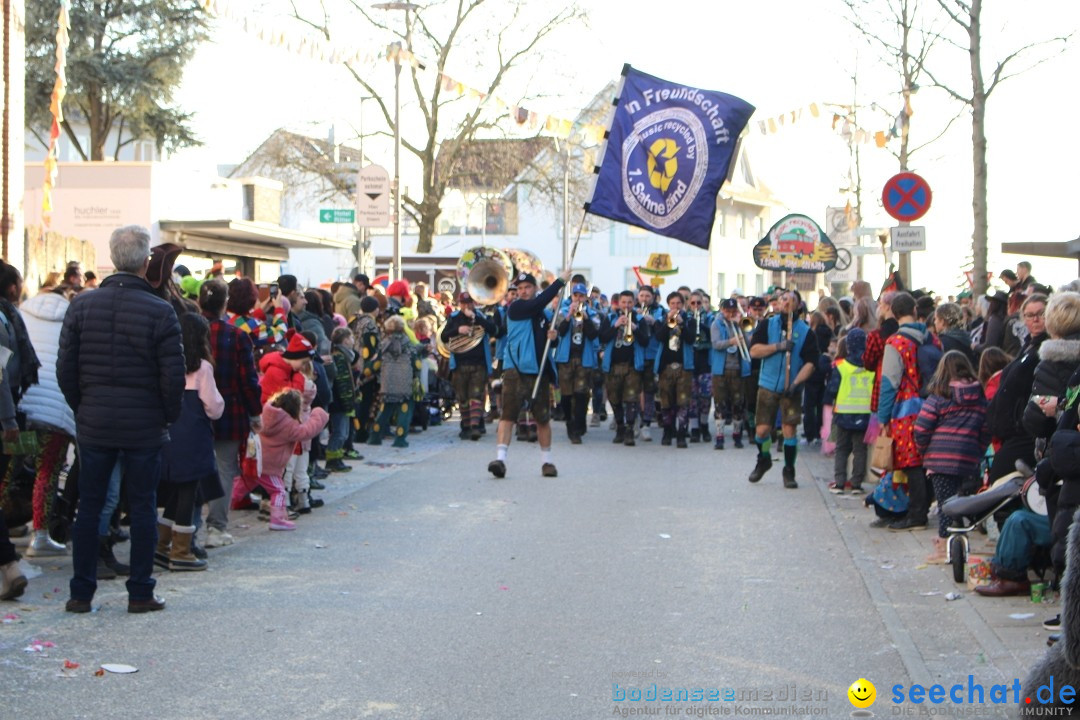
[848,678,876,709]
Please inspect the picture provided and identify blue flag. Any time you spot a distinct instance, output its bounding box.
[586,66,755,249]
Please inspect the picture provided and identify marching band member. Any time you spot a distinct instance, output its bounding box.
[440,291,498,441]
[652,291,696,448]
[743,296,768,430]
[688,291,713,443]
[636,285,666,441]
[489,283,517,428]
[555,283,601,444]
[747,290,819,488]
[710,298,751,450]
[488,268,572,479]
[599,290,649,446]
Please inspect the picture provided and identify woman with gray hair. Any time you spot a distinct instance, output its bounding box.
[1022,292,1080,442]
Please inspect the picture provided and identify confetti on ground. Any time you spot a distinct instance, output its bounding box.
[94,668,105,677]
[658,534,671,539]
[2,613,18,623]
[448,504,461,508]
[945,592,962,601]
[1010,613,1035,620]
[920,591,942,596]
[880,564,895,570]
[63,660,79,670]
[499,586,509,591]
[314,543,327,549]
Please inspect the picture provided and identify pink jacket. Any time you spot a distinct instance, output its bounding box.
[259,402,328,478]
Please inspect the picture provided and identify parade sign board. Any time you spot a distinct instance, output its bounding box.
[586,66,756,249]
[753,214,838,274]
[882,172,932,222]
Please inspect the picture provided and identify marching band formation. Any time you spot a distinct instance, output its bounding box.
[436,246,819,484]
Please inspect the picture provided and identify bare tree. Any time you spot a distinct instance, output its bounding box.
[843,0,967,285]
[292,0,585,253]
[915,0,1069,295]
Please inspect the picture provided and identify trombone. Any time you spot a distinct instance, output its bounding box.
[726,318,752,363]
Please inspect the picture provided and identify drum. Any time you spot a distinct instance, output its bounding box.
[1022,475,1048,516]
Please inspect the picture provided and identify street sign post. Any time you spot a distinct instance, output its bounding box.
[319,209,355,223]
[890,226,926,252]
[882,172,932,222]
[356,164,391,228]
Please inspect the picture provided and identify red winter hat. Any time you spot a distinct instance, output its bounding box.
[282,333,314,359]
[386,279,411,299]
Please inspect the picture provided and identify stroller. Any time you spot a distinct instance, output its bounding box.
[941,465,1047,583]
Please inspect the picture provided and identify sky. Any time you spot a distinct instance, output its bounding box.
[172,0,1080,294]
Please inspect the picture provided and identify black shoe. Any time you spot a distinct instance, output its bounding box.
[613,426,626,444]
[624,433,636,447]
[526,427,539,443]
[748,455,772,483]
[689,429,701,443]
[309,477,326,490]
[868,517,891,528]
[308,494,325,509]
[888,516,928,531]
[661,427,673,446]
[469,427,483,441]
[311,466,330,480]
[109,526,130,544]
[782,466,798,489]
[65,598,92,614]
[190,541,208,560]
[128,595,166,614]
[1045,615,1061,631]
[676,432,688,449]
[99,536,130,576]
[488,460,506,478]
[516,426,527,441]
[459,427,470,440]
[569,433,583,445]
[733,437,744,449]
[326,459,352,473]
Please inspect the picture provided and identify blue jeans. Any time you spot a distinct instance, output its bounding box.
[328,411,350,453]
[70,444,162,602]
[992,509,1051,581]
[96,458,123,537]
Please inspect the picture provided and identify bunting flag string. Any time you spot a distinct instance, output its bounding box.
[42,0,71,227]
[754,98,912,150]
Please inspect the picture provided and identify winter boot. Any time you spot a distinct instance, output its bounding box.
[326,458,352,473]
[269,506,296,531]
[25,529,67,557]
[748,454,773,483]
[0,560,27,601]
[168,527,208,571]
[676,429,688,449]
[689,427,701,443]
[99,536,130,576]
[733,433,744,449]
[661,425,674,446]
[613,425,626,444]
[154,521,173,569]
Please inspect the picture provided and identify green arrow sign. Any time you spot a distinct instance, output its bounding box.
[319,209,355,223]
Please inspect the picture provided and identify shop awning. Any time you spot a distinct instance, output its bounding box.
[1001,239,1080,260]
[159,219,353,261]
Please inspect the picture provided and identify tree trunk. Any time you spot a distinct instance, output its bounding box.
[415,197,441,253]
[969,0,989,297]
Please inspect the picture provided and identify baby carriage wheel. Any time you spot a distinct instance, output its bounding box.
[949,535,967,584]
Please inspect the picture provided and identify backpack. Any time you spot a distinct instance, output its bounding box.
[916,337,944,398]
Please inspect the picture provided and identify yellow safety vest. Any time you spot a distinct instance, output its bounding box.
[835,360,874,414]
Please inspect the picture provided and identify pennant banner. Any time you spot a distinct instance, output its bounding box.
[585,65,755,250]
[42,0,72,227]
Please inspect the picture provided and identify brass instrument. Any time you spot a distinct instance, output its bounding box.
[727,318,751,363]
[457,246,512,306]
[667,310,681,352]
[740,317,755,334]
[782,305,794,392]
[574,304,584,322]
[623,309,634,344]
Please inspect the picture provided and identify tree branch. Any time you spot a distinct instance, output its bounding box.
[908,104,967,155]
[986,34,1071,97]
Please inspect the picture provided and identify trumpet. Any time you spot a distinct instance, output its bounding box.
[624,309,635,344]
[574,304,584,322]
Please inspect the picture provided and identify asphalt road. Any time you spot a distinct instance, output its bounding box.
[1,421,1034,719]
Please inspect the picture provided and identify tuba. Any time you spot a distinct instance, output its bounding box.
[458,246,512,307]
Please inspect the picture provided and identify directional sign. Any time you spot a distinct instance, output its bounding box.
[882,172,932,222]
[890,226,926,252]
[319,208,355,223]
[356,164,391,228]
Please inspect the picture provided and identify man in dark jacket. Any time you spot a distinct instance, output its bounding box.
[59,226,185,614]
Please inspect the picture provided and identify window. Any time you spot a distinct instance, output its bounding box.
[755,273,765,295]
[718,211,728,237]
[757,216,766,238]
[715,273,726,300]
[736,274,747,294]
[486,198,518,235]
[739,213,747,239]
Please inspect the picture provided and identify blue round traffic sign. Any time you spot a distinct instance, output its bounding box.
[882,172,932,222]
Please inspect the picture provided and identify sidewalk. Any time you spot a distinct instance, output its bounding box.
[798,443,1051,687]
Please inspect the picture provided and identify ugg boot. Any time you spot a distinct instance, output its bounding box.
[25,529,67,557]
[154,520,173,569]
[269,506,296,531]
[169,527,208,571]
[0,560,27,601]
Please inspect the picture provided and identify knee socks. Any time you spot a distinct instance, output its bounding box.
[783,437,798,469]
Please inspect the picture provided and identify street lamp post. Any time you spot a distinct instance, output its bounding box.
[374,1,418,283]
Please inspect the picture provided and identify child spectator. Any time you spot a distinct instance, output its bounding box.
[327,327,357,472]
[157,314,224,571]
[915,350,990,562]
[232,390,328,530]
[282,359,322,513]
[824,329,874,495]
[259,332,312,403]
